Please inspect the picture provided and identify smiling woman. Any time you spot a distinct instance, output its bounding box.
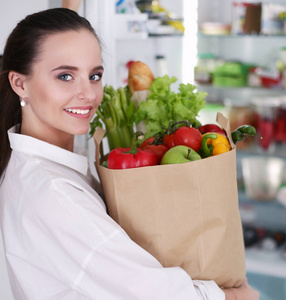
[8,29,103,150]
[0,8,259,300]
[0,8,102,172]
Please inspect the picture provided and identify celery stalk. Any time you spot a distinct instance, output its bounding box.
[89,85,135,151]
[106,129,124,151]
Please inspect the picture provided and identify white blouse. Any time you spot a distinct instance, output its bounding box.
[0,126,225,300]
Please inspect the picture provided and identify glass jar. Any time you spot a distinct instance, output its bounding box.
[250,96,281,153]
[155,55,168,77]
[276,96,286,145]
[224,98,254,150]
[194,53,217,84]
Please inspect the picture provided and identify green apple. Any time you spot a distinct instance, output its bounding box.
[160,145,201,165]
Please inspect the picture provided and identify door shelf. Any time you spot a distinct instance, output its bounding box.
[114,13,148,40]
[195,84,286,104]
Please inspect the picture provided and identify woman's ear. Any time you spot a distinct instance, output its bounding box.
[8,71,27,98]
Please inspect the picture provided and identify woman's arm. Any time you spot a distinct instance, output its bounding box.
[223,278,260,300]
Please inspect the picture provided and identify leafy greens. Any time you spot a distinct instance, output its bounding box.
[133,75,207,138]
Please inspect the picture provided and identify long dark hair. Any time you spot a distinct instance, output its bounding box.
[0,8,100,177]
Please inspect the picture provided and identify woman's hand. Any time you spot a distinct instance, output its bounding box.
[62,0,82,12]
[223,278,260,300]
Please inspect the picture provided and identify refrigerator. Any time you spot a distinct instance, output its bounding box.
[1,1,286,299]
[86,1,286,299]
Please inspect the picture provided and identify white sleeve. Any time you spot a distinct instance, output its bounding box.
[160,268,225,300]
[193,280,226,300]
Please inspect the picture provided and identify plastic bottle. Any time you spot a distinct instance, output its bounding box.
[115,0,140,14]
[155,55,168,77]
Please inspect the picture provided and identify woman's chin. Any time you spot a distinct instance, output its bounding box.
[73,126,90,136]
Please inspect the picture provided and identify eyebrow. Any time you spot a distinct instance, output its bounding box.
[51,65,104,72]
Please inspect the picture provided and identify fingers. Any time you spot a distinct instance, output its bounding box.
[240,278,248,287]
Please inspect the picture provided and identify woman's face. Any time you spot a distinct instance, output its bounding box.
[20,29,103,150]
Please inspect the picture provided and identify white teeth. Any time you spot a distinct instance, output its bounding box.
[65,108,89,115]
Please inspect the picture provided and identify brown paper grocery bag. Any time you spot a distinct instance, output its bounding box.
[93,113,246,288]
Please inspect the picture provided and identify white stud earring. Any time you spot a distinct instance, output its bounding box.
[20,98,26,107]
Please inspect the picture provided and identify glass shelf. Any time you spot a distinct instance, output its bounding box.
[239,191,284,209]
[196,84,285,93]
[237,148,286,160]
[245,247,286,279]
[195,84,286,104]
[148,33,184,37]
[239,191,286,232]
[198,33,286,39]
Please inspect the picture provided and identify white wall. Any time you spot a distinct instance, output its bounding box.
[0,3,50,298]
[0,0,84,54]
[0,0,49,54]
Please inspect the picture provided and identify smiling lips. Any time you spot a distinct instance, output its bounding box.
[64,107,92,118]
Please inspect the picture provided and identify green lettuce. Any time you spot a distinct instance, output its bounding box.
[133,75,207,138]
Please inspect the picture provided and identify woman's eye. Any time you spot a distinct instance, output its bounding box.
[90,73,102,81]
[58,74,73,81]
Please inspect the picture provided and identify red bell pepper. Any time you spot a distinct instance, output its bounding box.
[107,132,159,169]
[198,124,227,137]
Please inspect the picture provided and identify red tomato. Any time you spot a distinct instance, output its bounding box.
[142,144,169,162]
[140,137,168,162]
[140,137,155,149]
[173,126,202,151]
[163,134,175,148]
[198,124,227,137]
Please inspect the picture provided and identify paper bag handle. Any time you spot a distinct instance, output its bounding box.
[216,112,235,149]
[93,127,106,165]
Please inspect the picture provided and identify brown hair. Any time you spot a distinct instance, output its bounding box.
[0,8,100,177]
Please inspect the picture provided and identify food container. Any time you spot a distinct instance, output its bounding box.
[194,53,217,84]
[114,14,148,39]
[146,18,161,34]
[261,3,285,35]
[242,156,284,201]
[250,96,281,152]
[213,62,250,87]
[275,96,286,144]
[232,2,262,35]
[224,98,255,149]
[154,55,168,77]
[200,22,231,35]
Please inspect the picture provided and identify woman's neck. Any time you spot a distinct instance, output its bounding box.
[20,121,74,152]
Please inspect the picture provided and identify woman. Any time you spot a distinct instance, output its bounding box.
[0,8,259,300]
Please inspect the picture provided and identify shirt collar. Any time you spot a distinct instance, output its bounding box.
[8,126,88,176]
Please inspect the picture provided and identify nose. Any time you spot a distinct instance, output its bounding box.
[77,79,96,102]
